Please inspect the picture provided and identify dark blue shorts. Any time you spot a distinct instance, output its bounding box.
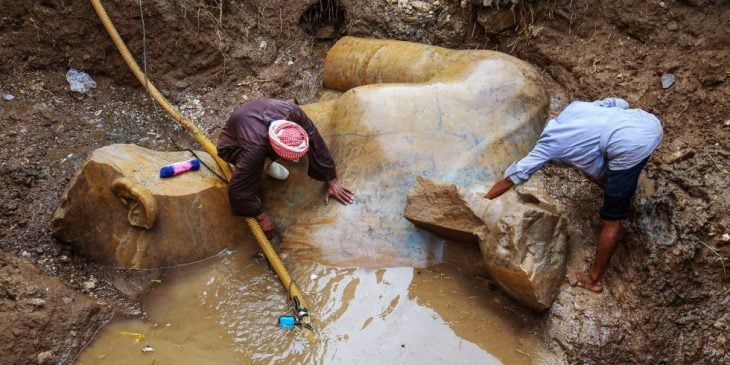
[600,156,650,221]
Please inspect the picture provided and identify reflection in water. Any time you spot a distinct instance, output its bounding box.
[77,248,547,364]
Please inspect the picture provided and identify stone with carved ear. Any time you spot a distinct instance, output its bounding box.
[52,144,253,269]
[110,177,158,229]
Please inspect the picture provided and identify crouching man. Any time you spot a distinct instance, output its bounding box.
[217,99,354,239]
[484,98,663,292]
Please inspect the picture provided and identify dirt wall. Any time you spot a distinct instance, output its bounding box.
[497,1,729,363]
[0,0,728,363]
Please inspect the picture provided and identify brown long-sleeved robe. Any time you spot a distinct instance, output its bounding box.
[216,99,337,217]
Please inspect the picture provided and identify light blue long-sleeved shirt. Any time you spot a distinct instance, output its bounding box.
[505,98,663,184]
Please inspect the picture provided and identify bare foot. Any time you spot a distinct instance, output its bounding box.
[570,272,603,293]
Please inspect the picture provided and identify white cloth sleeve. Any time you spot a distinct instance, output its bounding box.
[504,140,558,184]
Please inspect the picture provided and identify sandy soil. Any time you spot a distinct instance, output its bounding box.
[0,0,728,363]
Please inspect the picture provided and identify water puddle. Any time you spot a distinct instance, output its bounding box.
[77,248,549,364]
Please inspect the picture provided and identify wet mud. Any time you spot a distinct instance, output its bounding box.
[77,248,548,364]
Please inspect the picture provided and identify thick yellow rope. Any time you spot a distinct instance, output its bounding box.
[90,0,311,328]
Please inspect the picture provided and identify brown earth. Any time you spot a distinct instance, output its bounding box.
[0,0,728,364]
[0,251,111,365]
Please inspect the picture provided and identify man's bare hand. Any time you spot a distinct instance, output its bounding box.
[484,177,515,199]
[325,179,355,205]
[255,212,277,239]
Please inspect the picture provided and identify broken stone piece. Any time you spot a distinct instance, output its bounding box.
[404,176,486,244]
[52,144,252,268]
[404,173,567,311]
[661,73,675,89]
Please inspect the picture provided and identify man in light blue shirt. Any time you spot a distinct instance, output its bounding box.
[485,98,663,292]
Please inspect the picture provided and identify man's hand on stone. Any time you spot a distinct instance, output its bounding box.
[255,212,277,239]
[484,177,514,199]
[325,179,355,205]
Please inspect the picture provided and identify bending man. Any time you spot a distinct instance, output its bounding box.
[217,98,354,239]
[484,98,663,292]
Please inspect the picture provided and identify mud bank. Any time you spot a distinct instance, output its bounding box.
[0,0,728,364]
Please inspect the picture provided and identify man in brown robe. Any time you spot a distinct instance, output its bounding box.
[217,98,354,239]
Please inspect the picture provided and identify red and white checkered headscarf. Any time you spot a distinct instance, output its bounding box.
[268,120,309,160]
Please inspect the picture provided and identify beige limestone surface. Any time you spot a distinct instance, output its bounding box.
[52,37,550,275]
[264,37,550,268]
[52,144,250,268]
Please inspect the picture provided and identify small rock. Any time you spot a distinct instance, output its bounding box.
[129,309,143,316]
[61,296,73,304]
[721,233,730,242]
[410,0,432,12]
[82,280,96,291]
[667,21,679,31]
[66,69,97,94]
[724,119,730,127]
[663,148,694,164]
[37,351,53,364]
[28,298,46,307]
[141,345,155,353]
[403,16,419,23]
[3,94,15,101]
[661,73,675,89]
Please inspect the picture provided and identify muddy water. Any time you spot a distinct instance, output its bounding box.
[77,247,548,364]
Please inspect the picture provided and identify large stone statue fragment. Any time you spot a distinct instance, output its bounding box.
[52,144,250,268]
[52,37,548,272]
[404,174,567,311]
[262,37,550,268]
